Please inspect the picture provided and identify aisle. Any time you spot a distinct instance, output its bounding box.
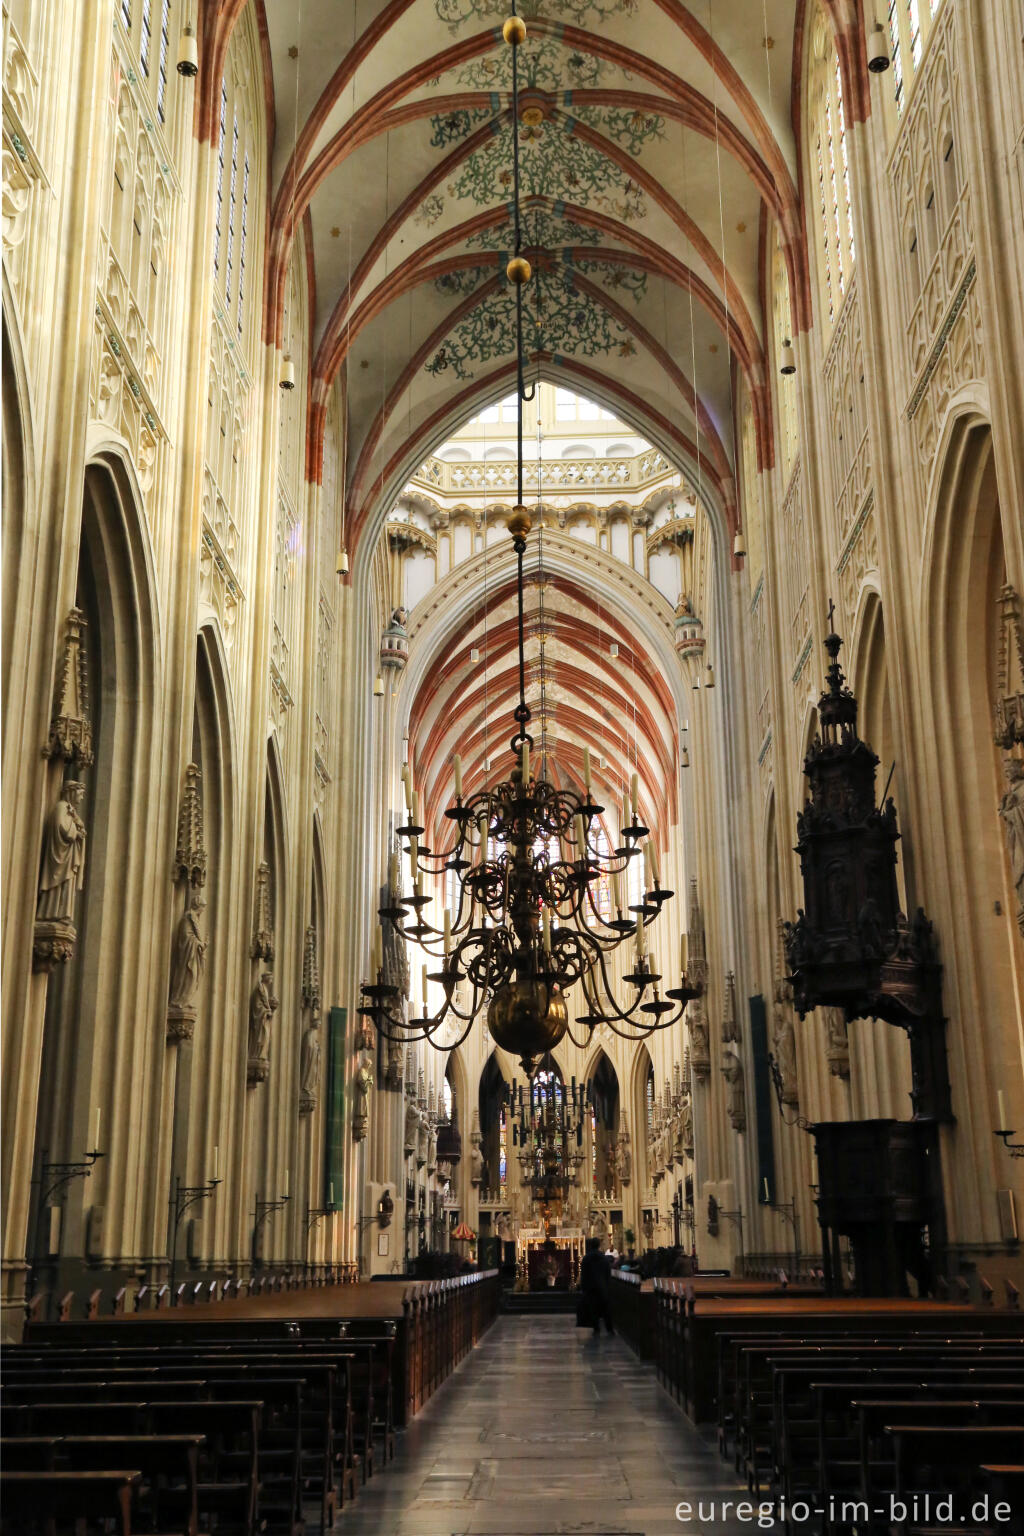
[340,1313,746,1535]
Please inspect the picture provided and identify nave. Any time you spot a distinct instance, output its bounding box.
[337,1314,738,1536]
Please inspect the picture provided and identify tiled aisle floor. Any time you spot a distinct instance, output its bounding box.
[339,1315,746,1536]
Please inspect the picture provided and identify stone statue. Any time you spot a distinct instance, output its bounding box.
[300,1021,321,1101]
[681,1095,694,1155]
[168,894,207,1009]
[470,1140,484,1185]
[404,1097,420,1158]
[37,779,87,921]
[999,757,1024,924]
[352,1056,373,1142]
[496,1210,513,1243]
[688,998,711,1078]
[617,1127,632,1185]
[247,970,278,1079]
[722,1047,746,1134]
[772,1004,799,1105]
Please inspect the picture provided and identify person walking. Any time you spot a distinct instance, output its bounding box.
[579,1237,614,1337]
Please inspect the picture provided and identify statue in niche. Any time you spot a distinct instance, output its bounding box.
[681,1095,694,1155]
[470,1140,484,1186]
[496,1211,513,1243]
[722,1047,746,1134]
[352,1056,373,1142]
[168,894,208,1010]
[771,1004,799,1105]
[999,757,1024,929]
[247,971,278,1082]
[404,1096,420,1159]
[688,998,711,1078]
[37,780,87,922]
[299,1021,321,1111]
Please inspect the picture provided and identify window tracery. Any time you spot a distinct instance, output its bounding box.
[887,0,946,122]
[808,9,856,334]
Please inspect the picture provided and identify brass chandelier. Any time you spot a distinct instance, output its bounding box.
[359,5,701,1075]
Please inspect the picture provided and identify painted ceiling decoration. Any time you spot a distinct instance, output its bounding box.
[225,0,828,551]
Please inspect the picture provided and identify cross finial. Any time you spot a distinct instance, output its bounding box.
[826,597,836,633]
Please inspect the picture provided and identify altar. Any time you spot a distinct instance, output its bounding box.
[517,1225,585,1291]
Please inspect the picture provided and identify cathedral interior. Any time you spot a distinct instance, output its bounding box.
[2,0,1024,1528]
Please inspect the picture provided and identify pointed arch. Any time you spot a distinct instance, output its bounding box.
[2,278,36,736]
[630,1042,656,1196]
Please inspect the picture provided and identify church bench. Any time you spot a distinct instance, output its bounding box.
[979,1467,1024,1536]
[0,1435,61,1470]
[885,1424,1024,1535]
[850,1400,1024,1510]
[44,1435,204,1536]
[760,1355,1024,1497]
[0,1468,142,1536]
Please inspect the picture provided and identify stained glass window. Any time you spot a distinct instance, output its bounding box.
[213,81,227,276]
[499,1108,507,1187]
[809,12,855,336]
[156,0,171,123]
[886,0,946,123]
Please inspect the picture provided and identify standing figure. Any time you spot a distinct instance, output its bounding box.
[771,1004,799,1105]
[999,758,1024,925]
[248,971,278,1062]
[168,894,208,1009]
[37,780,87,921]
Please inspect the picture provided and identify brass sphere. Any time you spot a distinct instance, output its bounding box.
[487,978,569,1075]
[502,15,527,45]
[507,505,532,539]
[506,255,532,285]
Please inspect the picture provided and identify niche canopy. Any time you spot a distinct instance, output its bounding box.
[359,6,702,1076]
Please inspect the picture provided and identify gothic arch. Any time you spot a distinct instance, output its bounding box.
[920,410,1019,1244]
[34,449,163,1272]
[2,281,36,737]
[630,1043,656,1195]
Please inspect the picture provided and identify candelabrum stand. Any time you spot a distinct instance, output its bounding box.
[169,1175,221,1303]
[252,1192,290,1268]
[29,1147,104,1303]
[994,1129,1024,1159]
[305,1202,337,1281]
[719,1206,744,1272]
[766,1196,800,1279]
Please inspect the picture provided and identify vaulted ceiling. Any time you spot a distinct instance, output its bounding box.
[223,0,819,558]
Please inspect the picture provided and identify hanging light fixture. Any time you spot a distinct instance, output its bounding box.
[176,20,198,78]
[336,547,349,576]
[733,528,747,558]
[358,5,702,1075]
[779,339,796,376]
[866,20,891,72]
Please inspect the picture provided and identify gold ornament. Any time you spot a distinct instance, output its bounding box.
[506,255,532,285]
[507,506,532,538]
[487,978,568,1075]
[502,15,527,45]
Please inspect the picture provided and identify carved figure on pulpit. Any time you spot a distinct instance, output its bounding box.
[857,895,887,957]
[824,1007,851,1077]
[168,894,207,1010]
[37,779,87,921]
[771,1004,799,1105]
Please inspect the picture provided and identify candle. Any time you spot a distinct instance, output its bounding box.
[329,1182,334,1207]
[402,763,412,812]
[213,1145,219,1180]
[542,908,552,954]
[389,852,399,892]
[635,912,645,956]
[521,741,530,785]
[283,1168,289,1198]
[453,753,462,797]
[612,870,621,911]
[574,814,586,852]
[680,931,688,974]
[643,842,652,887]
[373,925,383,974]
[583,746,592,790]
[422,964,429,1012]
[478,815,488,862]
[411,790,419,826]
[997,1090,1008,1130]
[763,1177,769,1202]
[630,772,639,818]
[409,837,418,878]
[649,841,659,886]
[443,908,452,954]
[621,789,629,834]
[93,1106,101,1149]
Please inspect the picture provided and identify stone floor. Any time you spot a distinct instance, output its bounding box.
[338,1315,750,1536]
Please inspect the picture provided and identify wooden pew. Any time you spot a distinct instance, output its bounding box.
[0,1468,141,1536]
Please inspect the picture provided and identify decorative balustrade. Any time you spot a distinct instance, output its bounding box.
[407,446,674,498]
